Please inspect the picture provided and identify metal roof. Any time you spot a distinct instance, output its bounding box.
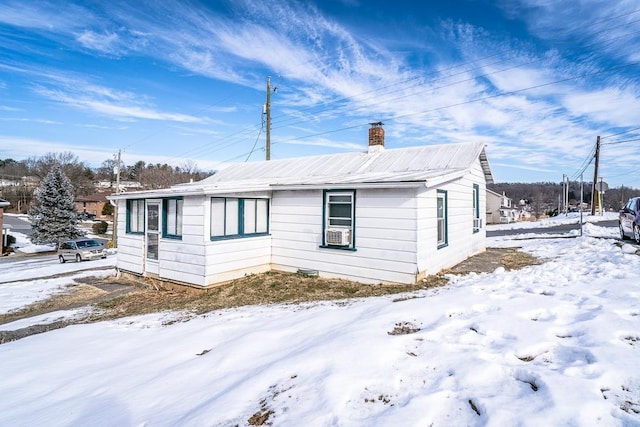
[111,141,493,199]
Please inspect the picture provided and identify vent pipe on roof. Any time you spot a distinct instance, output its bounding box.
[368,121,385,154]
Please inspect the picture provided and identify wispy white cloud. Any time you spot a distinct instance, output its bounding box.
[491,161,556,173]
[0,117,62,125]
[35,89,206,123]
[75,123,129,130]
[76,31,121,55]
[0,1,91,32]
[561,87,640,125]
[0,135,115,165]
[26,71,208,123]
[498,0,640,63]
[1,0,639,184]
[279,136,363,151]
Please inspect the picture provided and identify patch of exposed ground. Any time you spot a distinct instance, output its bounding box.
[0,278,139,326]
[87,272,426,322]
[443,247,539,274]
[0,277,141,344]
[0,247,539,344]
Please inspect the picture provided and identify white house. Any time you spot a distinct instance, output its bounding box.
[109,124,494,288]
[97,180,143,190]
[486,189,518,224]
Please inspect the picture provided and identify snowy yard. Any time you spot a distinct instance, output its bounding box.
[1,214,639,426]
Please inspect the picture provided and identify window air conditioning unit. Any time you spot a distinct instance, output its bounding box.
[473,218,483,230]
[326,228,351,246]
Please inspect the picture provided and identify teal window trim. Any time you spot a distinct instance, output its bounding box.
[437,190,448,249]
[126,199,145,235]
[320,189,357,250]
[210,197,269,241]
[162,197,183,239]
[473,183,480,234]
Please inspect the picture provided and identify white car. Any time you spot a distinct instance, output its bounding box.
[58,238,107,263]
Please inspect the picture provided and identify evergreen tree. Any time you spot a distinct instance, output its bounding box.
[28,163,85,245]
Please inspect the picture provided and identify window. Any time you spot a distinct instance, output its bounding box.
[163,197,183,239]
[473,184,481,233]
[437,190,447,248]
[211,197,269,239]
[323,190,355,249]
[126,199,145,234]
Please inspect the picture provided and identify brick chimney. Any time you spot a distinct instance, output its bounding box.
[368,121,384,154]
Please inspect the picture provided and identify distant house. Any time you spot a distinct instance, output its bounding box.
[97,181,143,190]
[0,176,39,189]
[0,198,10,252]
[74,193,110,219]
[486,189,518,224]
[0,179,19,187]
[109,124,494,288]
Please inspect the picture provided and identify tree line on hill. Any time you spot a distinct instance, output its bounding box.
[2,152,637,216]
[0,152,214,213]
[488,181,640,215]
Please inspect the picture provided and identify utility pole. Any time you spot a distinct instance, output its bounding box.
[590,136,600,215]
[565,175,569,214]
[562,174,567,215]
[580,174,584,236]
[265,76,271,161]
[112,149,121,248]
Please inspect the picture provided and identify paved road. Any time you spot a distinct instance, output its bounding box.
[3,214,109,246]
[3,215,33,236]
[487,219,618,237]
[0,253,115,284]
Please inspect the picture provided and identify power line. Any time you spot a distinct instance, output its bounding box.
[602,136,640,145]
[245,113,265,162]
[176,9,640,166]
[570,143,597,181]
[222,61,639,164]
[164,5,637,167]
[271,52,510,128]
[269,13,640,128]
[601,126,640,139]
[143,8,640,168]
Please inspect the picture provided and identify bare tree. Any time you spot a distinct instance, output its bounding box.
[95,158,120,182]
[1,159,33,213]
[25,152,95,196]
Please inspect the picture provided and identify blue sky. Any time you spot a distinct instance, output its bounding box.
[0,0,639,186]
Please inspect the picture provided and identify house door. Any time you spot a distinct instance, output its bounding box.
[145,200,160,275]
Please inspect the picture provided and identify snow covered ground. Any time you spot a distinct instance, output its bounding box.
[487,211,619,230]
[1,215,639,426]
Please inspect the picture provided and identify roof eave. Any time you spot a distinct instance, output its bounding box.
[479,146,494,184]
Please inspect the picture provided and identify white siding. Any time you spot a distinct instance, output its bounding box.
[115,197,209,285]
[203,236,272,284]
[270,189,419,284]
[203,192,273,285]
[157,196,207,286]
[115,199,144,274]
[417,159,487,276]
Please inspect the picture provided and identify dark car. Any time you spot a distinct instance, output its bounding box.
[77,212,96,221]
[58,238,108,263]
[619,197,640,243]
